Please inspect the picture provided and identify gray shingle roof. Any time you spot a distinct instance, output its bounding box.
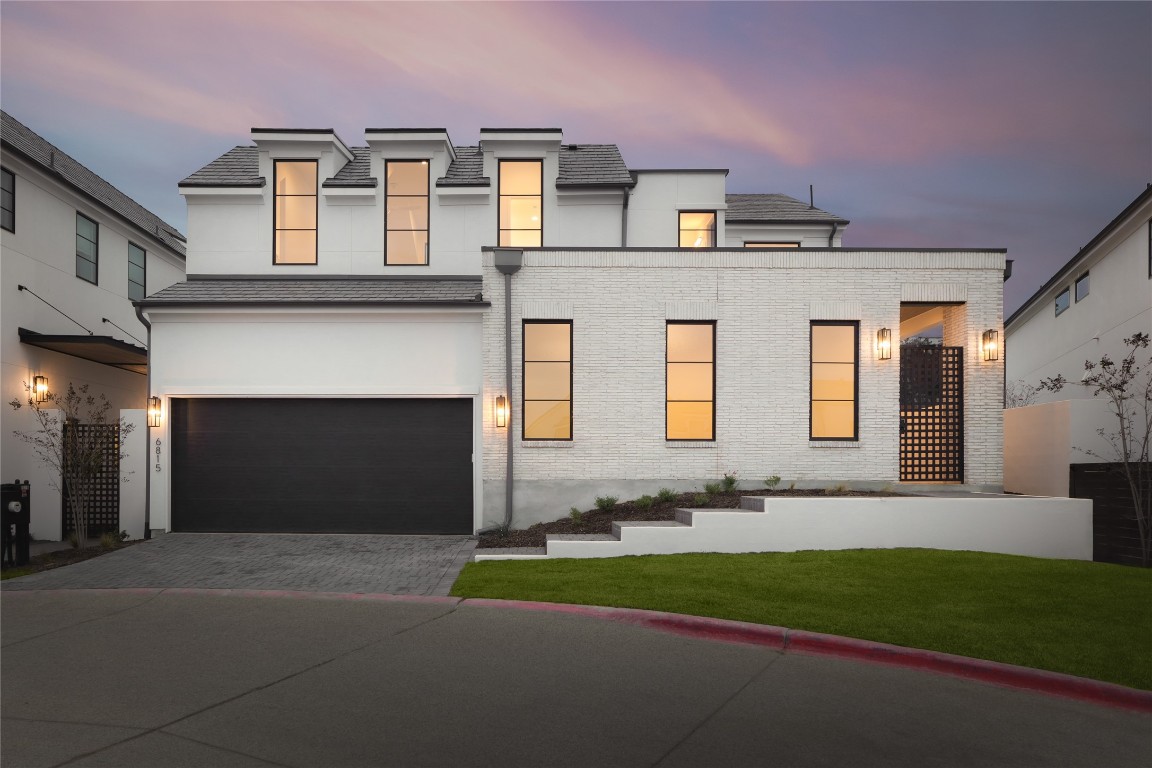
[725,194,848,224]
[138,278,487,307]
[437,146,488,187]
[324,147,376,188]
[179,146,262,187]
[1,110,186,255]
[557,145,633,187]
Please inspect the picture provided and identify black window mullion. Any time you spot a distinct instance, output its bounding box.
[523,320,572,440]
[1,167,13,232]
[666,321,715,441]
[273,160,318,265]
[76,212,98,284]
[809,320,859,441]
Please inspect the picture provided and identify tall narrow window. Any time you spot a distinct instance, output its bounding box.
[1,167,13,232]
[1074,272,1089,302]
[499,160,542,247]
[76,212,98,284]
[679,212,716,247]
[523,321,571,440]
[386,160,429,265]
[1055,287,1070,316]
[667,322,715,440]
[273,160,317,264]
[811,321,858,440]
[128,242,146,301]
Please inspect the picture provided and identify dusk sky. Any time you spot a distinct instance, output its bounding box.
[2,1,1149,314]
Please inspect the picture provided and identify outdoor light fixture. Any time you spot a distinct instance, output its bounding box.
[495,395,508,428]
[148,396,162,427]
[33,376,48,402]
[982,329,999,361]
[876,328,892,360]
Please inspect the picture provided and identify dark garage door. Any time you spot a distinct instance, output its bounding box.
[171,398,473,534]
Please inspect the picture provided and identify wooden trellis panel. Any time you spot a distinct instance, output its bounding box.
[62,423,120,537]
[900,346,964,482]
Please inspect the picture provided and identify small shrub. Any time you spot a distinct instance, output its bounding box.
[66,532,80,550]
[657,487,677,503]
[119,530,130,541]
[99,531,120,550]
[703,481,723,495]
[569,507,584,525]
[595,495,618,511]
[764,475,781,490]
[788,481,796,491]
[825,483,849,496]
[721,473,739,492]
[635,494,655,511]
[693,493,710,507]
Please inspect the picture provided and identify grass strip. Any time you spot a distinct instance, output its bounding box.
[452,548,1152,690]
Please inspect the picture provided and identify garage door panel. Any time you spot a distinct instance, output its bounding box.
[171,398,473,534]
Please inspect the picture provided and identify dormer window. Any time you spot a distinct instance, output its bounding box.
[679,212,716,247]
[386,160,430,265]
[273,160,317,264]
[499,160,542,247]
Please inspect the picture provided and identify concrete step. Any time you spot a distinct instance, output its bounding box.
[612,520,689,537]
[545,533,618,542]
[472,547,547,561]
[677,506,764,523]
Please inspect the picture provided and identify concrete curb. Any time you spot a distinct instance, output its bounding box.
[6,589,1149,713]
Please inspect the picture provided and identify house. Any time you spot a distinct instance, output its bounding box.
[1,111,187,541]
[139,127,1006,536]
[1003,185,1151,564]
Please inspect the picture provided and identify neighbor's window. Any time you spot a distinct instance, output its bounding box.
[744,242,799,248]
[1,167,13,232]
[523,321,571,440]
[667,322,715,440]
[273,160,317,264]
[1075,272,1089,302]
[128,242,146,301]
[499,160,542,247]
[76,212,98,284]
[1055,287,1070,316]
[811,321,858,440]
[386,160,429,265]
[679,212,716,247]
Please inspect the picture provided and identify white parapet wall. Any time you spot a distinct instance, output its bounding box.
[479,495,1093,561]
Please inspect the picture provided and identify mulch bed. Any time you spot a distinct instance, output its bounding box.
[478,488,905,549]
[1,540,140,580]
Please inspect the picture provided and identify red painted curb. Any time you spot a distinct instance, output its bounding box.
[462,598,1152,714]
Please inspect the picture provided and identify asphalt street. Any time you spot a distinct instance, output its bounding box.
[2,589,1148,768]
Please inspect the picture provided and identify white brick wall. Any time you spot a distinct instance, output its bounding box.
[482,249,1004,526]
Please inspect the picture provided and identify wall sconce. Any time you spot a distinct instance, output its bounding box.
[33,375,49,402]
[876,328,892,360]
[495,395,508,428]
[982,329,999,361]
[148,396,162,427]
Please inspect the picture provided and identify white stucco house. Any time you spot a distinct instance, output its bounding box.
[1,111,187,540]
[1003,185,1152,498]
[139,127,1007,536]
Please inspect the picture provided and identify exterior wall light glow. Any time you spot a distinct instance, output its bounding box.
[982,329,999,361]
[876,328,892,360]
[495,395,508,428]
[33,375,49,402]
[148,396,162,427]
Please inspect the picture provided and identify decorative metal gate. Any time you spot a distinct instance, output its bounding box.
[61,423,120,538]
[900,345,964,482]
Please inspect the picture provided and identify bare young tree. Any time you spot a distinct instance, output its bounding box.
[9,382,134,547]
[1040,332,1152,565]
[1005,379,1041,408]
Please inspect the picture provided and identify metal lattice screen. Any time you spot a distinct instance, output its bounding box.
[62,423,120,537]
[900,346,964,482]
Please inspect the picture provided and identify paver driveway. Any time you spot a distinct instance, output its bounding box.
[0,533,476,595]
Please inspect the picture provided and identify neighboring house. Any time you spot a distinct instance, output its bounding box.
[1004,185,1152,498]
[1,111,187,541]
[140,127,1005,535]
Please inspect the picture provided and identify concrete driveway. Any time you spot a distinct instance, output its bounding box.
[1,533,476,596]
[2,589,1148,768]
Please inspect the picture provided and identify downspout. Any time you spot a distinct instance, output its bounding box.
[134,304,152,540]
[828,222,840,247]
[620,186,631,246]
[493,249,523,530]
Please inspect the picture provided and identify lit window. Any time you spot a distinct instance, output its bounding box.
[500,160,542,247]
[128,242,146,301]
[76,212,98,284]
[386,160,429,265]
[679,212,716,247]
[811,321,857,440]
[523,321,571,440]
[1,167,13,232]
[274,160,317,264]
[1075,272,1089,302]
[667,322,714,440]
[1055,288,1070,316]
[744,242,799,248]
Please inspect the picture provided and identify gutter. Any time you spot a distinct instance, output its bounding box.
[133,304,152,540]
[492,249,524,530]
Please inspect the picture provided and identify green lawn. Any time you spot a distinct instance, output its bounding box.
[452,549,1152,690]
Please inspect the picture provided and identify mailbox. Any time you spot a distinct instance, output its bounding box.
[2,480,31,568]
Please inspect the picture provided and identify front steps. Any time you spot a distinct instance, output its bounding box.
[471,494,1094,562]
